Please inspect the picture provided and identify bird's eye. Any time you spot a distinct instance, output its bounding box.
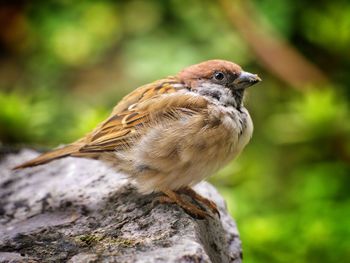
[214,72,225,81]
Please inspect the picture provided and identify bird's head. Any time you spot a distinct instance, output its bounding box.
[177,60,261,108]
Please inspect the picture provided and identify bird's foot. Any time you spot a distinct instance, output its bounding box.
[153,189,211,219]
[178,187,220,218]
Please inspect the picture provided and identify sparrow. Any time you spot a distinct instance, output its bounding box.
[14,60,261,218]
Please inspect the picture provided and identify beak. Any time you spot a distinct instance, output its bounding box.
[233,71,261,89]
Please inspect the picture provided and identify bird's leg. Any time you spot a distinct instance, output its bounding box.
[154,189,210,219]
[178,187,220,217]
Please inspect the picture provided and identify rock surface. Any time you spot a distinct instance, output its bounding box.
[0,150,242,263]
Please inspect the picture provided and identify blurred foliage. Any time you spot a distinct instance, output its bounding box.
[0,0,349,262]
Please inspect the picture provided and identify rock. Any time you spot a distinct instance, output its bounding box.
[0,150,242,263]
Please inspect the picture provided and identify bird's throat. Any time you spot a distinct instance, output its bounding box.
[232,89,245,109]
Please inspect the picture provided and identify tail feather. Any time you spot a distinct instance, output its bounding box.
[13,144,81,170]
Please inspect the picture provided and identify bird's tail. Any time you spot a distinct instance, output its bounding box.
[13,144,81,170]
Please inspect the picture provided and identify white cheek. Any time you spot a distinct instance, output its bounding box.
[196,82,236,106]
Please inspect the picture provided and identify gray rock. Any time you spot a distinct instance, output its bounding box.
[0,150,242,263]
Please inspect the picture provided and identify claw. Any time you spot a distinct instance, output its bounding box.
[178,187,220,218]
[154,190,211,219]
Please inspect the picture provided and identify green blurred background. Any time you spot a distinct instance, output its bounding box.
[0,0,349,262]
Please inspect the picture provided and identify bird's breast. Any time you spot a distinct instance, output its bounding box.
[209,104,253,158]
[109,102,253,193]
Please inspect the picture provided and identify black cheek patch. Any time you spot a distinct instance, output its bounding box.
[211,91,221,101]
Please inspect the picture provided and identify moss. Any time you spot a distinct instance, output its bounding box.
[107,237,139,247]
[76,234,105,246]
[75,234,140,248]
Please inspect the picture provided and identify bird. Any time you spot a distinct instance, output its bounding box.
[14,59,261,218]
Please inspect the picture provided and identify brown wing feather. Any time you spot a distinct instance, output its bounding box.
[14,77,208,169]
[78,77,185,153]
[13,144,82,169]
[111,77,178,113]
[79,85,208,154]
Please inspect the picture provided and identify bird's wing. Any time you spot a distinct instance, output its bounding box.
[79,78,208,153]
